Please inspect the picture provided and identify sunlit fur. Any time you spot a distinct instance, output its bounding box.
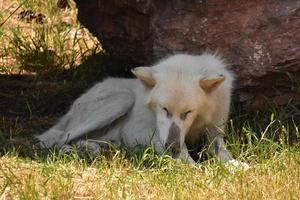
[146,53,234,150]
[37,53,242,165]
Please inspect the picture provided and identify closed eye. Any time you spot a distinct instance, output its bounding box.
[180,110,192,120]
[162,107,172,118]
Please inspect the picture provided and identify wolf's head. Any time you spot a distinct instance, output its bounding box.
[132,54,229,156]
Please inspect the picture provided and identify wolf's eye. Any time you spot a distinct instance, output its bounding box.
[163,107,172,118]
[180,110,192,120]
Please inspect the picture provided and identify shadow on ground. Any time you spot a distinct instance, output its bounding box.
[0,52,299,161]
[0,52,134,157]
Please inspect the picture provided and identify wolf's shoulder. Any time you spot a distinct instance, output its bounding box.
[80,77,139,95]
[101,77,138,85]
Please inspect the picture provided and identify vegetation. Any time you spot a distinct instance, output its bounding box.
[0,0,299,199]
[0,0,100,74]
[0,107,299,199]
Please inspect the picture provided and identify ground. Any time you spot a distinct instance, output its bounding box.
[0,0,299,199]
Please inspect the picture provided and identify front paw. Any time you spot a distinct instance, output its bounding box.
[75,140,102,156]
[34,134,50,149]
[225,159,250,171]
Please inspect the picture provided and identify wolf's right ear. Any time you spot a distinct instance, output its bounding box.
[131,67,156,87]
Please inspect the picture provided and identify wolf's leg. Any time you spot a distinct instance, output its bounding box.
[211,134,233,162]
[175,143,196,164]
[37,90,134,148]
[37,129,65,148]
[207,127,233,162]
[36,114,72,148]
[63,91,134,143]
[207,127,249,170]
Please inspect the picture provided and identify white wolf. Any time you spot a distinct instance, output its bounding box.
[37,53,247,167]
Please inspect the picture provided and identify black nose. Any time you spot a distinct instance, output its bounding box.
[165,122,181,156]
[165,142,181,156]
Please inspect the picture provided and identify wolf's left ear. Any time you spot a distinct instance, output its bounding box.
[199,76,225,93]
[131,67,156,87]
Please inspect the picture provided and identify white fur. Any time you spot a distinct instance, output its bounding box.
[37,53,247,167]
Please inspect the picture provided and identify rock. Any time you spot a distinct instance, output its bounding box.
[74,0,300,108]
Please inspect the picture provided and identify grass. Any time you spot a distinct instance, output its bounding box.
[0,0,299,199]
[0,145,298,199]
[0,0,100,74]
[0,105,299,199]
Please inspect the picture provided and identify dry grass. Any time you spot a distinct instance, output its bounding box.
[0,107,300,199]
[0,148,299,200]
[0,0,100,74]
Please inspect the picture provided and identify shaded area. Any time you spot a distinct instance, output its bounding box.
[0,53,299,161]
[0,53,134,157]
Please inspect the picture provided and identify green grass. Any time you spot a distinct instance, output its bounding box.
[0,142,299,199]
[0,0,100,74]
[0,104,299,199]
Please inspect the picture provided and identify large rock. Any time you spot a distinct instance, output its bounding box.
[74,0,300,108]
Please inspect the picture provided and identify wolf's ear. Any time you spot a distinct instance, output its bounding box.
[199,76,225,93]
[131,67,156,87]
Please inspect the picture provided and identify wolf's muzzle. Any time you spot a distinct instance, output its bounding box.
[165,122,181,155]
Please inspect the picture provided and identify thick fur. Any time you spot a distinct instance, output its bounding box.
[37,53,243,165]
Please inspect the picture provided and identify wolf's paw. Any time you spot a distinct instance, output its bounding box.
[75,140,101,156]
[60,144,76,154]
[33,134,50,149]
[225,159,250,171]
[34,135,57,149]
[31,135,42,146]
[173,153,196,165]
[34,129,66,149]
